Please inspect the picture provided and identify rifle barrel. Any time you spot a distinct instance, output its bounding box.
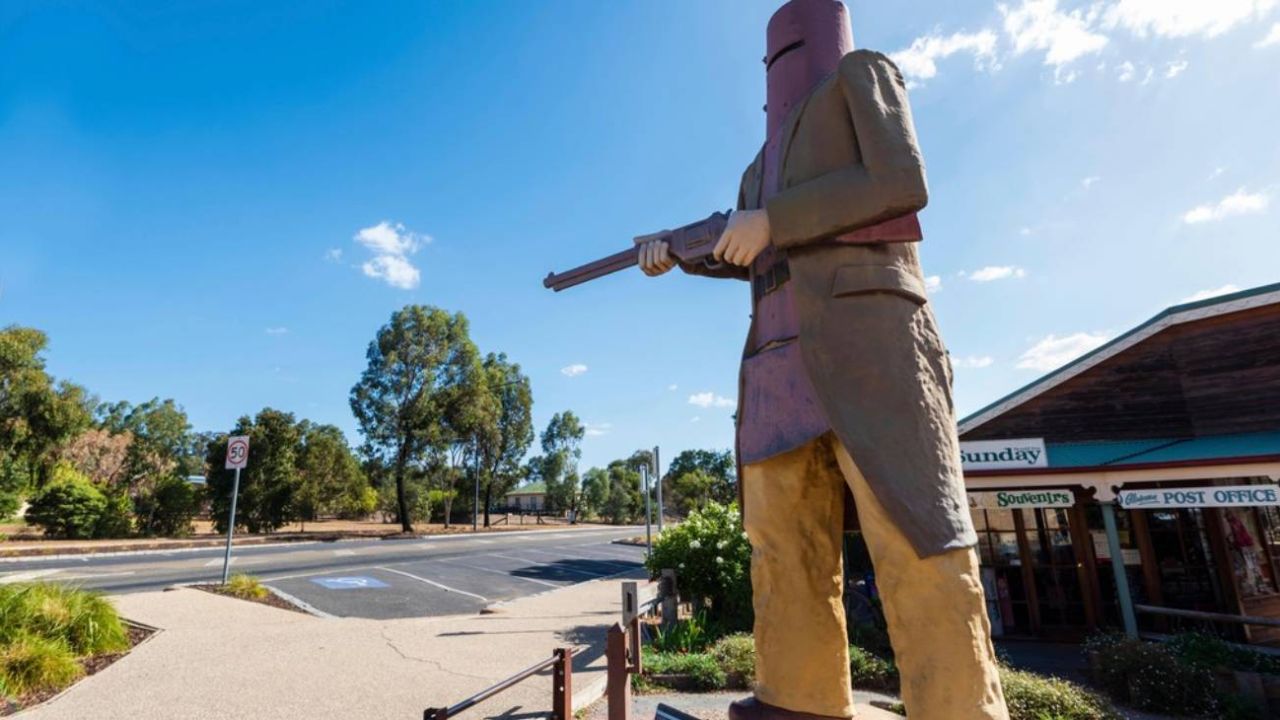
[543,248,639,292]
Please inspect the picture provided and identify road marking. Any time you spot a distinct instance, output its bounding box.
[376,566,489,602]
[0,569,63,584]
[333,549,356,556]
[203,557,263,567]
[473,539,495,545]
[550,545,644,563]
[485,553,604,577]
[434,559,560,588]
[55,571,136,582]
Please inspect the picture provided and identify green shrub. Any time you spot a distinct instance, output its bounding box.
[1085,633,1218,716]
[651,613,711,654]
[134,475,198,537]
[642,649,727,690]
[710,633,755,688]
[224,573,269,600]
[94,490,134,539]
[24,466,108,539]
[646,502,752,632]
[0,634,83,698]
[0,583,129,656]
[999,666,1119,720]
[849,644,899,692]
[1168,631,1280,675]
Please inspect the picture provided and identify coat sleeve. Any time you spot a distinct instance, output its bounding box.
[764,50,928,250]
[678,162,753,282]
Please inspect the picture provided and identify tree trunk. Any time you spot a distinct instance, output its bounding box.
[483,484,492,528]
[443,496,453,528]
[394,446,412,533]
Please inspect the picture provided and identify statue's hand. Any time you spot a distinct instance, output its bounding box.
[633,233,677,276]
[712,209,771,267]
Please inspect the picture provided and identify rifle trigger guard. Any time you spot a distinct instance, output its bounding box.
[702,259,725,271]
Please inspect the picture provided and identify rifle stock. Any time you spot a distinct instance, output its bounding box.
[543,210,732,292]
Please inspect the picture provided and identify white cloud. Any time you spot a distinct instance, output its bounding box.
[361,254,420,290]
[324,248,343,263]
[964,265,1028,282]
[1019,226,1033,236]
[1105,0,1278,39]
[1209,167,1227,179]
[688,392,735,409]
[1182,188,1270,224]
[584,422,612,437]
[561,363,589,377]
[265,327,289,335]
[355,221,425,256]
[1257,22,1280,46]
[1116,60,1137,81]
[353,221,427,290]
[891,30,999,82]
[1180,284,1242,303]
[953,355,995,368]
[924,275,942,294]
[690,416,701,423]
[667,384,679,391]
[1001,0,1109,68]
[1082,175,1101,189]
[1165,60,1189,77]
[1017,332,1110,371]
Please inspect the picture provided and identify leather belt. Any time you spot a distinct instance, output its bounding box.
[752,260,790,302]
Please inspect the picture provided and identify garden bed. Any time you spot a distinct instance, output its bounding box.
[0,584,153,715]
[191,574,309,615]
[2,622,155,716]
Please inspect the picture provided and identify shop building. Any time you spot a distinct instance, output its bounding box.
[956,282,1280,644]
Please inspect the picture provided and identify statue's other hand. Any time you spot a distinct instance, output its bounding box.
[633,233,676,276]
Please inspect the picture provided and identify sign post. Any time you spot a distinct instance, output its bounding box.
[641,466,652,557]
[652,446,663,534]
[221,435,249,584]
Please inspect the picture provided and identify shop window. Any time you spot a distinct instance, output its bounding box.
[1224,507,1277,597]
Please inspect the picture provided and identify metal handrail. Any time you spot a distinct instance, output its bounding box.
[1134,604,1280,629]
[424,648,572,720]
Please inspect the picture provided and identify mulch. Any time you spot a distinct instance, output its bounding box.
[1,623,155,716]
[191,584,310,614]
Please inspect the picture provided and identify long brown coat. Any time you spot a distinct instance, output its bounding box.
[688,50,975,557]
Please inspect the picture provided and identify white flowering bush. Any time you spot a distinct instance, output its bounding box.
[646,502,753,631]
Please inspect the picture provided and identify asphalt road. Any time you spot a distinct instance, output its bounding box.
[0,526,648,619]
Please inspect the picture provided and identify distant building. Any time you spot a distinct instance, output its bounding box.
[503,483,547,512]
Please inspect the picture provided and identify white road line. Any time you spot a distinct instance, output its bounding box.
[375,567,489,602]
[549,545,643,563]
[484,553,603,577]
[0,569,63,584]
[473,539,495,545]
[202,557,263,568]
[434,559,560,588]
[333,549,356,556]
[55,571,136,582]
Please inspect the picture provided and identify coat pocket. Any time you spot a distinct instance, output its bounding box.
[830,264,928,305]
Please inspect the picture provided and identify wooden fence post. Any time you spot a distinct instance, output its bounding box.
[553,647,573,720]
[660,569,678,631]
[607,623,631,720]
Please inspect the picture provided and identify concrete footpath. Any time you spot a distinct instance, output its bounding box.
[22,571,647,720]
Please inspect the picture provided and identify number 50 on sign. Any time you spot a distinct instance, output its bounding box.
[226,436,250,470]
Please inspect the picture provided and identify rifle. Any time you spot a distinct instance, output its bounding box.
[543,210,732,292]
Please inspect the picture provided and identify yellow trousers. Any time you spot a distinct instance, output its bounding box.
[742,434,1008,720]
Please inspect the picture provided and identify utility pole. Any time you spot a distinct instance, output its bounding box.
[473,441,480,532]
[652,445,663,534]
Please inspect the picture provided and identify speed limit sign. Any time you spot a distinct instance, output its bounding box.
[225,435,250,470]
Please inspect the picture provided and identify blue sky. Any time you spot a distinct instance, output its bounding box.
[2,0,1278,473]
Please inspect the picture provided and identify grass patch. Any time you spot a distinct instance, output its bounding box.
[223,573,269,601]
[0,583,133,708]
[641,648,726,690]
[0,635,83,698]
[0,583,129,656]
